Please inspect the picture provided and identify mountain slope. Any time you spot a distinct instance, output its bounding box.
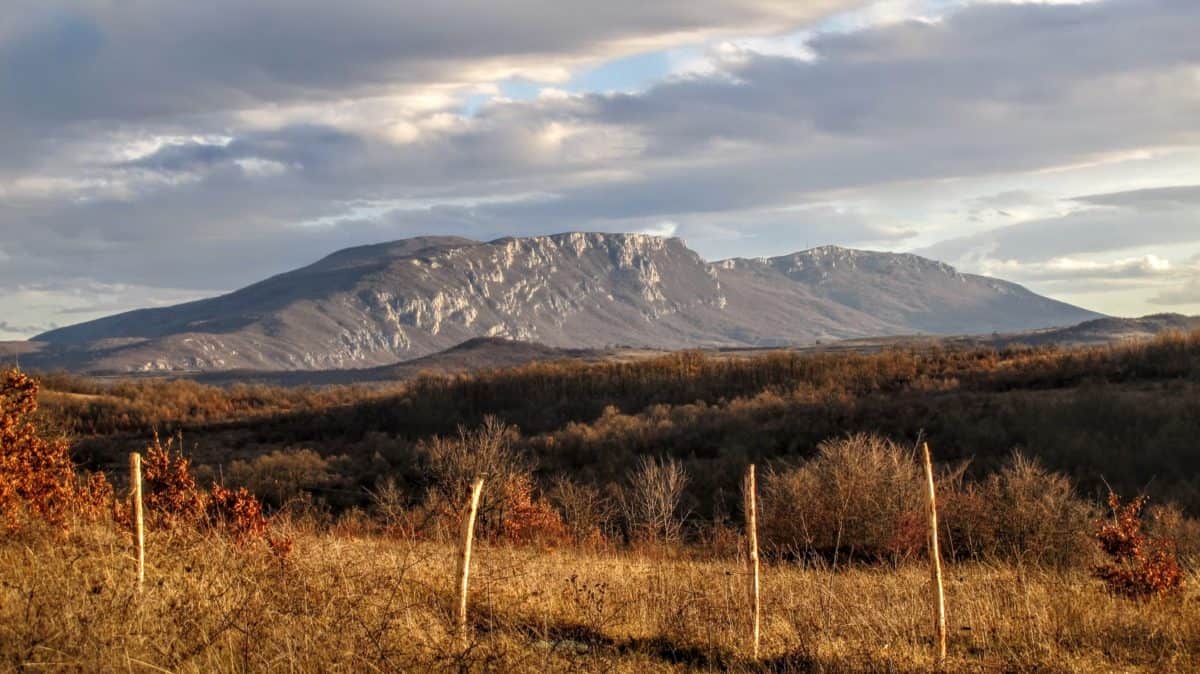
[28,233,1102,373]
[717,246,1096,336]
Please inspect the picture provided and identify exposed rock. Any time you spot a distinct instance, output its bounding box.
[21,232,1102,373]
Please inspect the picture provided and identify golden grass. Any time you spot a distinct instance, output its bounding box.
[2,523,1197,673]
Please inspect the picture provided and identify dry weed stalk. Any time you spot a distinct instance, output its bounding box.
[743,463,761,661]
[456,477,484,641]
[923,442,947,665]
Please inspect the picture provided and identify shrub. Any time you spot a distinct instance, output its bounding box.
[760,434,923,563]
[0,369,112,533]
[226,448,346,509]
[1094,493,1184,599]
[1145,502,1200,565]
[126,432,289,555]
[547,476,614,546]
[942,453,1096,566]
[138,433,206,527]
[418,416,566,544]
[494,475,569,545]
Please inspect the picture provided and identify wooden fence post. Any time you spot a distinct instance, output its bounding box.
[130,452,145,589]
[744,464,761,661]
[456,478,485,642]
[922,442,947,665]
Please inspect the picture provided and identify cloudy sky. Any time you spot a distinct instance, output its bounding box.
[2,0,1199,339]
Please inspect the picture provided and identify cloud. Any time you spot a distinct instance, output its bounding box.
[982,255,1176,283]
[637,221,680,238]
[921,184,1200,266]
[2,0,1200,327]
[1147,254,1200,307]
[1149,278,1200,307]
[0,321,53,337]
[1076,184,1200,210]
[0,2,858,151]
[0,280,214,339]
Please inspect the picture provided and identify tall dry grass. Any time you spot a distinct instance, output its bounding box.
[2,520,1197,672]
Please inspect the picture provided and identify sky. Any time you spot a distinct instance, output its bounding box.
[1,0,1199,339]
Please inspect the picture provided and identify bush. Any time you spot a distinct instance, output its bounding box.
[127,433,289,554]
[547,476,614,546]
[761,434,924,563]
[1094,493,1184,599]
[0,369,112,533]
[1145,502,1200,566]
[226,448,347,509]
[418,416,567,544]
[942,453,1096,566]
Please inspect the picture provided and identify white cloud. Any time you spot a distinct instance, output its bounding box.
[980,254,1174,282]
[2,0,1200,329]
[638,221,680,238]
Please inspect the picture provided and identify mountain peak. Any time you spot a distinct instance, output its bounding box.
[773,245,961,277]
[304,236,481,273]
[27,232,1102,373]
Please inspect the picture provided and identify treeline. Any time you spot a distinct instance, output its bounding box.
[39,330,1200,439]
[33,330,1200,520]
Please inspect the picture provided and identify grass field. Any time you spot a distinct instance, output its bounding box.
[2,522,1197,673]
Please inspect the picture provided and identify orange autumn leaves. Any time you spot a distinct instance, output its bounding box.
[0,369,112,532]
[2,368,287,555]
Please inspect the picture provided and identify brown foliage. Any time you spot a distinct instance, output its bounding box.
[0,369,112,533]
[418,416,568,545]
[139,432,206,527]
[761,434,924,562]
[125,432,289,555]
[495,475,569,545]
[940,453,1096,566]
[1094,493,1184,599]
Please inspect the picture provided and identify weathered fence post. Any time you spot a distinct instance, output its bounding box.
[456,478,485,642]
[744,464,761,661]
[130,452,145,589]
[922,442,947,665]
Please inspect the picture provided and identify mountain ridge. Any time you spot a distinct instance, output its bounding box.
[25,232,1102,373]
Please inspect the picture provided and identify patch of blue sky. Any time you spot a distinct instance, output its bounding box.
[458,0,969,119]
[564,50,672,94]
[459,93,492,118]
[460,50,675,117]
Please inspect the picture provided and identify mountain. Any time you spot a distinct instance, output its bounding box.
[21,232,1101,373]
[189,337,612,387]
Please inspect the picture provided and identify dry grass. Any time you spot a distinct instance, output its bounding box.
[2,523,1197,673]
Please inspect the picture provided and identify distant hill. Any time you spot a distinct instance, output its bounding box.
[190,337,610,387]
[14,232,1101,373]
[987,313,1200,348]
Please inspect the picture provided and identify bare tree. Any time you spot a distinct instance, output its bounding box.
[419,415,533,536]
[548,475,616,543]
[421,416,528,503]
[621,456,690,544]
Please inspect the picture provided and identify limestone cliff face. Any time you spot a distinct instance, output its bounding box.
[32,233,1100,373]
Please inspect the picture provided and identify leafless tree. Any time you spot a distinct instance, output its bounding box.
[621,456,690,544]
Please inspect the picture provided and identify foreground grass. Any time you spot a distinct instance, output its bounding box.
[1,525,1197,672]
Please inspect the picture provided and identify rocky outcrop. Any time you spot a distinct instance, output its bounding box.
[27,232,1101,373]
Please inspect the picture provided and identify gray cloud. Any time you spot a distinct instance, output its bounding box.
[0,321,53,336]
[921,185,1200,265]
[1150,278,1200,307]
[0,2,856,159]
[2,0,1200,333]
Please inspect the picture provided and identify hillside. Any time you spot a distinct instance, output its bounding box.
[191,337,611,387]
[23,233,1100,373]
